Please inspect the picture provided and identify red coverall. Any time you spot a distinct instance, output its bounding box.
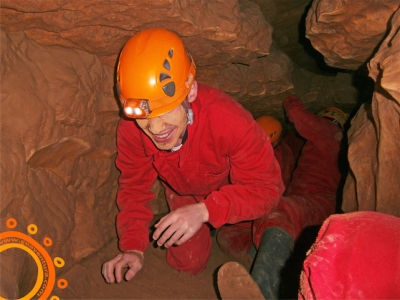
[115,83,284,275]
[299,211,400,299]
[217,96,343,262]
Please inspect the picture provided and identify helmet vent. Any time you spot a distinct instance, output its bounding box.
[168,48,174,58]
[160,73,171,82]
[163,59,171,71]
[162,82,175,97]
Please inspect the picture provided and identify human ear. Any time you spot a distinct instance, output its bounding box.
[187,80,198,103]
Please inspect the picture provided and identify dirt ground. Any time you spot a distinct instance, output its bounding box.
[56,216,316,299]
[56,236,231,299]
[56,216,231,300]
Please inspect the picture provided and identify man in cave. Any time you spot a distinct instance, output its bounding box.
[101,27,285,283]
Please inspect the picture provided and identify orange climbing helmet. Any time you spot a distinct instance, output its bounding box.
[317,107,348,131]
[256,116,283,144]
[116,28,196,118]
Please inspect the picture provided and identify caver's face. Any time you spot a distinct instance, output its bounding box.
[136,103,188,151]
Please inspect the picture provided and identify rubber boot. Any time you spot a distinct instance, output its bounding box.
[250,227,294,299]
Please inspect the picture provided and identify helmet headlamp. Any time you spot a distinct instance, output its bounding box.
[122,98,151,119]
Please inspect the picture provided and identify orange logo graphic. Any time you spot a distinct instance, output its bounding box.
[0,218,68,300]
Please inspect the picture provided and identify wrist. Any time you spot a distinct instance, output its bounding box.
[199,202,209,223]
[126,249,144,259]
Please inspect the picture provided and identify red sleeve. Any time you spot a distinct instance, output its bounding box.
[200,92,285,228]
[115,119,158,253]
[283,95,339,141]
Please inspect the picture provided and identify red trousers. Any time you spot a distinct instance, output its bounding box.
[218,96,343,258]
[299,211,400,299]
[164,187,212,275]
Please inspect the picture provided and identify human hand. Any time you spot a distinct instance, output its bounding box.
[153,202,209,248]
[102,251,144,283]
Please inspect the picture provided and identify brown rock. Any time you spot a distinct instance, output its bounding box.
[0,28,119,267]
[0,0,294,119]
[0,0,272,67]
[250,0,320,71]
[306,0,400,70]
[342,7,400,217]
[198,44,295,121]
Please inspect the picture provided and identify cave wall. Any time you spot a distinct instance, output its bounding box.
[0,29,120,295]
[304,0,400,217]
[1,0,400,297]
[342,7,400,217]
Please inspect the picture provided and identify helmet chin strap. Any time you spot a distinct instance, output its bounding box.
[182,99,194,125]
[187,108,194,125]
[167,103,192,152]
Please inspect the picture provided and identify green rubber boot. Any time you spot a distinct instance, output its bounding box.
[250,227,294,299]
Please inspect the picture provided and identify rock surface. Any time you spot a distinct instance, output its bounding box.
[342,6,400,218]
[0,0,354,119]
[0,0,272,67]
[306,0,400,70]
[0,29,119,269]
[250,0,326,73]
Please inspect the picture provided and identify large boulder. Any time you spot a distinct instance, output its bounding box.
[306,0,400,70]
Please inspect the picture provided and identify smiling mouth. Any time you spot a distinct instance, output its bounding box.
[153,130,174,143]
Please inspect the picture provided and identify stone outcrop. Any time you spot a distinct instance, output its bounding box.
[0,28,119,264]
[342,6,400,218]
[306,0,400,70]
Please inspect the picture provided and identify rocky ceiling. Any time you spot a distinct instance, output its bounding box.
[1,0,400,298]
[3,0,388,120]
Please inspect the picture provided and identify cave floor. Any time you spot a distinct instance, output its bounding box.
[57,231,231,299]
[56,215,316,299]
